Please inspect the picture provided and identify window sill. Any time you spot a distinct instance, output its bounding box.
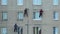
[17,19,23,21]
[17,4,23,6]
[33,19,41,20]
[53,4,58,5]
[33,5,41,6]
[1,5,7,6]
[53,19,59,21]
[53,5,59,6]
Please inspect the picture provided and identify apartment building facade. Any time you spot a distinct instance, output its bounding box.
[0,0,60,34]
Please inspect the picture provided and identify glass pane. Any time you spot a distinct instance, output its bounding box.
[56,12,58,20]
[17,0,23,5]
[35,12,39,19]
[38,28,40,32]
[1,0,7,5]
[21,28,23,34]
[36,27,38,34]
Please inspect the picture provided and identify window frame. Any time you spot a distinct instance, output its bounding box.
[33,27,41,34]
[33,11,42,20]
[33,0,42,5]
[53,11,59,20]
[17,12,24,21]
[53,0,58,5]
[53,27,58,34]
[1,0,8,5]
[17,0,23,5]
[2,12,8,21]
[1,28,7,34]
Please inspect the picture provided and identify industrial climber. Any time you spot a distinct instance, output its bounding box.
[24,8,28,17]
[39,9,43,17]
[14,23,18,32]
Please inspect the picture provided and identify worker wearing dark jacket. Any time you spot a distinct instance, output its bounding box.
[39,9,43,17]
[24,8,28,17]
[14,24,18,32]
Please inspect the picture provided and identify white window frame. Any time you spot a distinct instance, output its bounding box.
[1,0,7,5]
[33,0,42,5]
[17,0,23,5]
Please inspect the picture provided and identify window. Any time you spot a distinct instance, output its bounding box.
[53,0,58,5]
[2,12,8,21]
[17,0,23,5]
[33,27,41,34]
[17,12,23,21]
[53,27,58,34]
[53,11,58,20]
[17,27,23,34]
[33,12,42,20]
[1,0,7,5]
[1,28,7,34]
[33,0,42,5]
